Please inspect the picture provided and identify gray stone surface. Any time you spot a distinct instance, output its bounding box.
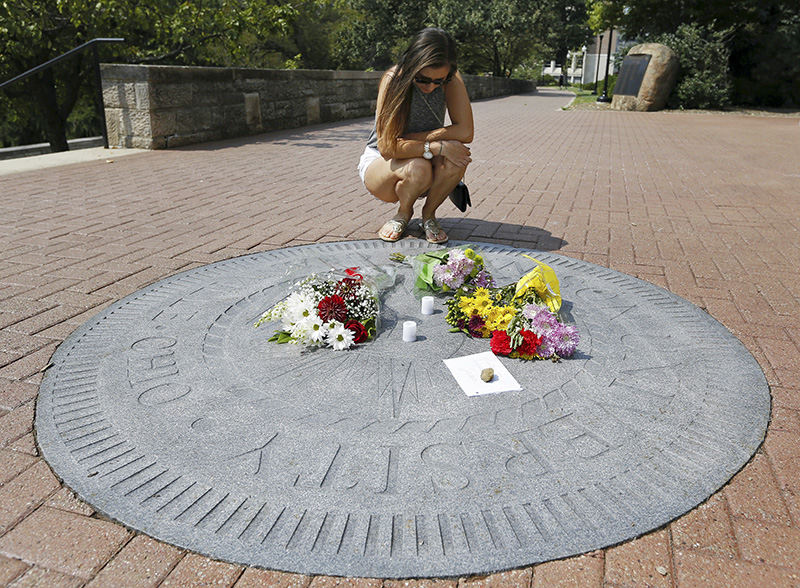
[36,240,769,578]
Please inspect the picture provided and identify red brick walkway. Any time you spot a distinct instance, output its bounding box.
[1,88,799,586]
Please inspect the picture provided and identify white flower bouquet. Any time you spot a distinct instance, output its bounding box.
[255,267,391,350]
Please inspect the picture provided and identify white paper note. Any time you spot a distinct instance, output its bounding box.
[443,351,523,396]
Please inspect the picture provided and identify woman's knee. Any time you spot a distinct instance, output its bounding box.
[436,158,467,183]
[400,158,433,191]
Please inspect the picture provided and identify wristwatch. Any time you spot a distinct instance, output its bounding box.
[423,141,433,160]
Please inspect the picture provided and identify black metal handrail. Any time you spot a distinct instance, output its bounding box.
[1,38,125,149]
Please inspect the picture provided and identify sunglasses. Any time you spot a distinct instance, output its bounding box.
[414,73,453,86]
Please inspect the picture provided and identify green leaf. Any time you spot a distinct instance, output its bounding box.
[268,330,292,344]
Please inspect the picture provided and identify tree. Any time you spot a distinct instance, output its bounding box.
[431,0,554,77]
[0,0,294,151]
[590,0,800,106]
[586,0,623,34]
[331,0,427,70]
[544,0,593,80]
[655,23,734,109]
[0,0,110,151]
[331,0,568,77]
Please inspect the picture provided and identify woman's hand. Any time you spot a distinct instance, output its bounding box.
[438,140,472,168]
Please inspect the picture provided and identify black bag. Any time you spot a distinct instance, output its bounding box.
[449,181,471,212]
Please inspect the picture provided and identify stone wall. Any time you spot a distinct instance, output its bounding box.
[101,64,536,149]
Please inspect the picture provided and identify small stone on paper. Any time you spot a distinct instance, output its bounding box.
[443,352,522,396]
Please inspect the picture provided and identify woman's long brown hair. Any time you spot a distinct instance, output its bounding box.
[376,28,457,156]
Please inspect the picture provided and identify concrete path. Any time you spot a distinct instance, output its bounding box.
[1,88,799,586]
[0,146,148,177]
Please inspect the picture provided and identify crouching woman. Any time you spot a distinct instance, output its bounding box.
[358,27,473,244]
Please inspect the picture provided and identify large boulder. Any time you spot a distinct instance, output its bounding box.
[612,43,679,111]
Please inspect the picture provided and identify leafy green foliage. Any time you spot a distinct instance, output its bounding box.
[538,74,559,86]
[431,0,553,76]
[655,24,733,109]
[593,0,799,106]
[544,0,593,77]
[730,4,800,106]
[268,330,293,344]
[331,0,589,77]
[0,0,295,149]
[330,0,426,69]
[586,0,623,33]
[601,72,616,97]
[0,0,602,149]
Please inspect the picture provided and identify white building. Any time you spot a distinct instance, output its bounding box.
[542,30,620,86]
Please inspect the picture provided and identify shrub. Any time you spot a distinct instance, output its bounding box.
[605,73,618,97]
[656,23,733,109]
[586,74,617,97]
[538,74,559,86]
[733,9,800,107]
[511,62,542,81]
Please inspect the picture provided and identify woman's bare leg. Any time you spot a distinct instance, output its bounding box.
[420,157,468,242]
[365,157,432,240]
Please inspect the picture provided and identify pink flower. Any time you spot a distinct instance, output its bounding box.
[553,324,579,357]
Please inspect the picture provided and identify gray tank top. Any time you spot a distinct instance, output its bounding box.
[366,84,446,150]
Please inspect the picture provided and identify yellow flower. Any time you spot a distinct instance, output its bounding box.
[458,296,478,315]
[472,288,492,312]
[486,305,516,331]
[499,306,517,328]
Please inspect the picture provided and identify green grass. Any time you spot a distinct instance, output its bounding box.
[562,88,602,109]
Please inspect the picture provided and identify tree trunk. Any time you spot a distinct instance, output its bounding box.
[556,47,569,75]
[492,43,503,77]
[34,69,69,152]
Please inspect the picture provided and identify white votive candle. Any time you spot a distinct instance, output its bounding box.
[421,296,434,315]
[402,321,417,342]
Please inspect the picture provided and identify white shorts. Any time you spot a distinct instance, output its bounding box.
[358,145,383,183]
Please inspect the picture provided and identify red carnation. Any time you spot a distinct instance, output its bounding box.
[516,329,542,359]
[345,320,369,343]
[490,330,513,356]
[318,294,347,322]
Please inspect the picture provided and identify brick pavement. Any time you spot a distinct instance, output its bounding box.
[1,88,799,586]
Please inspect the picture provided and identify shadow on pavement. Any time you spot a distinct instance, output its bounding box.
[406,217,568,251]
[177,119,372,152]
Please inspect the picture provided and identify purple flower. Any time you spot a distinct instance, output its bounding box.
[537,336,556,358]
[553,324,580,357]
[432,248,491,290]
[453,257,474,277]
[433,264,452,287]
[525,305,559,335]
[472,269,495,288]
